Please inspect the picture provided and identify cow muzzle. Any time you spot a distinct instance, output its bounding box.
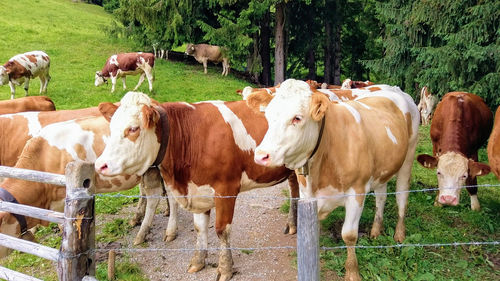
[254,151,271,167]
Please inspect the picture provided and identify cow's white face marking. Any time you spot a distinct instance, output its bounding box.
[0,66,8,85]
[255,79,321,169]
[209,101,256,152]
[385,126,398,144]
[436,152,468,204]
[95,72,106,87]
[95,92,160,176]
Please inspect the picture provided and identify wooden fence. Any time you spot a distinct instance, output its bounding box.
[0,161,97,281]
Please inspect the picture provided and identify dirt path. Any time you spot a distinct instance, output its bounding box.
[100,182,298,280]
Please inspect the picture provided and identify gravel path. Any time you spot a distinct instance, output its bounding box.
[98,182,298,280]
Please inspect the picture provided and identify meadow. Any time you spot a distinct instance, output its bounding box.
[0,1,498,280]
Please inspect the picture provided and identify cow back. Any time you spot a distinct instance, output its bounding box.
[0,96,55,114]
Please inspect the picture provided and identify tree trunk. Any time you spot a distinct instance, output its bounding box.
[333,22,341,85]
[307,47,316,81]
[260,10,272,86]
[323,19,333,84]
[274,2,286,85]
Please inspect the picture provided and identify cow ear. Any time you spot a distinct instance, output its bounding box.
[98,102,118,122]
[417,154,438,169]
[468,160,491,177]
[309,93,329,121]
[246,92,273,113]
[141,105,160,129]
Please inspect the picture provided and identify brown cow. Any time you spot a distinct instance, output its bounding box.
[95,52,155,93]
[417,92,492,210]
[94,92,298,280]
[185,43,230,76]
[0,96,55,115]
[487,107,500,179]
[0,51,51,99]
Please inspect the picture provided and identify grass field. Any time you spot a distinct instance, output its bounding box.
[0,1,499,280]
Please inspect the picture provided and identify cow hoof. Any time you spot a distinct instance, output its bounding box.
[284,224,296,235]
[163,233,177,242]
[129,218,140,227]
[133,236,145,246]
[471,205,481,211]
[187,262,205,273]
[345,271,361,281]
[370,229,381,239]
[216,270,232,281]
[163,208,170,217]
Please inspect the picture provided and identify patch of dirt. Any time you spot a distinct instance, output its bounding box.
[97,182,297,280]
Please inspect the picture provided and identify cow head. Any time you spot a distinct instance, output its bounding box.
[417,152,490,206]
[248,79,329,169]
[0,66,9,85]
[94,71,107,87]
[95,91,162,176]
[185,43,195,56]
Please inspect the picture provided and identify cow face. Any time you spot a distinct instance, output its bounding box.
[0,66,9,85]
[95,91,161,176]
[417,152,490,206]
[185,44,195,55]
[251,79,328,169]
[94,71,107,87]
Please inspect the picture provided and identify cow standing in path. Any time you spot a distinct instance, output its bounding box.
[185,43,230,76]
[94,92,299,280]
[417,92,492,210]
[95,52,155,93]
[0,51,51,99]
[417,86,438,125]
[249,79,419,281]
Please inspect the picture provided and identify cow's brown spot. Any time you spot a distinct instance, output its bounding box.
[74,143,87,160]
[7,60,31,79]
[25,55,37,63]
[42,56,49,62]
[124,174,131,180]
[111,178,122,187]
[368,87,382,92]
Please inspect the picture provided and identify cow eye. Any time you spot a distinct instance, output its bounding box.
[292,116,302,125]
[461,174,468,179]
[129,126,139,133]
[437,171,441,176]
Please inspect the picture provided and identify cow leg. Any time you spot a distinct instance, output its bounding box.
[203,59,208,74]
[370,183,387,238]
[188,211,210,273]
[110,75,117,93]
[23,78,30,96]
[133,73,146,91]
[466,177,480,211]
[164,188,178,242]
[9,81,16,99]
[145,69,153,92]
[215,196,236,281]
[122,76,127,90]
[129,183,147,227]
[44,74,51,93]
[342,192,364,281]
[38,77,45,94]
[285,173,298,235]
[223,58,230,76]
[134,168,164,245]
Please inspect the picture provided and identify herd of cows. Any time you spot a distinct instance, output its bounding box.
[0,49,499,281]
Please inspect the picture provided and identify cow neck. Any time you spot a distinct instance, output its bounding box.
[0,187,27,235]
[298,117,325,176]
[152,106,170,167]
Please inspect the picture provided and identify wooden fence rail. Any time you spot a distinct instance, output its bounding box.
[0,161,96,281]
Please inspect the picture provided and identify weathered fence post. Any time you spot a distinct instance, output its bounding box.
[297,198,320,281]
[58,161,96,281]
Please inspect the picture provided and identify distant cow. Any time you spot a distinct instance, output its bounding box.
[95,52,155,93]
[417,86,438,125]
[0,96,55,115]
[417,92,492,210]
[185,43,230,76]
[341,78,375,89]
[487,107,500,180]
[0,51,51,99]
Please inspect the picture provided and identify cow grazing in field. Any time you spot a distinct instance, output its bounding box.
[417,86,438,125]
[185,43,230,76]
[417,92,492,210]
[95,52,155,93]
[249,79,419,281]
[0,96,55,115]
[94,92,300,280]
[0,51,51,99]
[487,107,500,180]
[0,116,165,258]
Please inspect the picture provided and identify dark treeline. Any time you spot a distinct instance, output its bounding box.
[87,0,498,107]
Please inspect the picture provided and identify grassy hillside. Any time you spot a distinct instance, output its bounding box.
[0,1,499,281]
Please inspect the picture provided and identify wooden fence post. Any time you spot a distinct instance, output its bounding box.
[297,199,320,281]
[58,161,96,281]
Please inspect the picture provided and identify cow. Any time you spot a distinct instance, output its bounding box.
[0,116,165,258]
[341,78,375,89]
[417,86,438,126]
[417,92,492,210]
[185,43,230,76]
[249,79,419,281]
[95,52,155,93]
[0,96,55,115]
[0,51,51,100]
[487,107,500,180]
[94,91,300,280]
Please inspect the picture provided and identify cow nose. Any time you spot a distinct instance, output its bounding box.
[439,195,458,206]
[97,163,108,174]
[255,151,271,166]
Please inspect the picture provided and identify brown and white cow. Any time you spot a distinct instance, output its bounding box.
[417,92,492,210]
[95,52,155,93]
[249,79,419,281]
[417,86,438,125]
[0,116,165,258]
[94,92,299,280]
[341,78,375,89]
[487,107,500,180]
[185,43,230,76]
[0,96,55,115]
[0,51,51,99]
